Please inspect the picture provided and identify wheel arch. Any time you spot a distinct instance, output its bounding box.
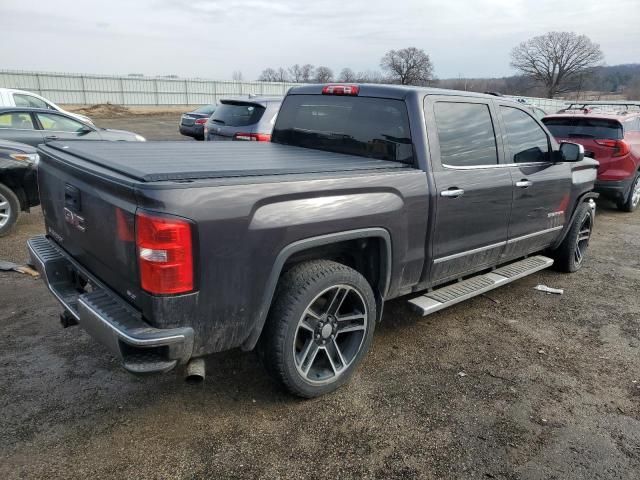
[241,228,392,351]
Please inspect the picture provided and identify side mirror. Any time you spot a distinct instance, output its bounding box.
[77,126,93,135]
[558,142,584,162]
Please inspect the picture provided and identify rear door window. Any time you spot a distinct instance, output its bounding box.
[542,117,623,140]
[36,113,87,132]
[210,102,265,127]
[0,112,35,129]
[433,102,498,167]
[500,106,550,163]
[13,93,49,109]
[272,95,414,164]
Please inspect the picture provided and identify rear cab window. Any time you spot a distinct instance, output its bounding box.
[210,102,265,127]
[542,117,623,140]
[271,95,414,164]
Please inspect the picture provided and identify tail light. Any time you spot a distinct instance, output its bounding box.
[594,139,631,157]
[136,211,194,295]
[233,132,271,141]
[322,84,359,96]
[194,118,208,125]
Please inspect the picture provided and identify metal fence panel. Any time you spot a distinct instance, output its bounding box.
[3,69,635,111]
[0,70,304,105]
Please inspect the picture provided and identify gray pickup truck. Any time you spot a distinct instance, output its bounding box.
[29,84,598,397]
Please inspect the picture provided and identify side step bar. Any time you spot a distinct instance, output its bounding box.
[408,255,554,316]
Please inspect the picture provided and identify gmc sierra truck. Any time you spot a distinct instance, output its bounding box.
[29,84,598,398]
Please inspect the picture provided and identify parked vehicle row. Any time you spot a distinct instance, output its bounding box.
[0,139,39,236]
[28,84,599,398]
[542,105,640,212]
[0,88,93,125]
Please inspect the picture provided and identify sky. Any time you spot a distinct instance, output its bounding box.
[1,0,639,80]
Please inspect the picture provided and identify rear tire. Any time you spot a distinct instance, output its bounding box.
[551,202,593,273]
[259,260,376,398]
[0,183,19,237]
[617,173,640,212]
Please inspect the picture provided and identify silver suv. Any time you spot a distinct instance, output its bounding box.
[204,96,282,142]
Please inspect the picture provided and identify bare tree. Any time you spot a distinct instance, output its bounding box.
[510,32,604,98]
[288,64,304,82]
[314,66,334,83]
[356,70,385,84]
[380,47,433,86]
[338,67,356,82]
[232,70,243,81]
[258,67,289,82]
[258,68,279,82]
[275,67,289,82]
[301,64,315,82]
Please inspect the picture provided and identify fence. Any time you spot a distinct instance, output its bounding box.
[0,69,588,112]
[0,70,299,106]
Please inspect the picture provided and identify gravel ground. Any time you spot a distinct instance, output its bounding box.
[1,115,639,479]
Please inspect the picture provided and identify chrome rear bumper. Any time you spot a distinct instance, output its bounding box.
[28,235,194,375]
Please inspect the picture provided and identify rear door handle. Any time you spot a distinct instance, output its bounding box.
[44,135,59,141]
[516,180,533,188]
[440,188,465,198]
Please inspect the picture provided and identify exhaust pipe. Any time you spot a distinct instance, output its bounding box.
[185,358,206,384]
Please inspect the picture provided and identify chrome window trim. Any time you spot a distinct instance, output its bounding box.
[442,161,554,170]
[0,126,37,131]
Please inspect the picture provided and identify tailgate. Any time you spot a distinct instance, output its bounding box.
[37,146,142,309]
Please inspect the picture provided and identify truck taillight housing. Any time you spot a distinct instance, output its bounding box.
[322,84,359,96]
[136,211,194,295]
[594,139,631,157]
[233,132,271,141]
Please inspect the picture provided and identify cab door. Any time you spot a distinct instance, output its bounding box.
[425,96,513,284]
[496,104,572,259]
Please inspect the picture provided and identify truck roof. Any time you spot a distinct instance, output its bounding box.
[38,141,407,182]
[287,83,523,103]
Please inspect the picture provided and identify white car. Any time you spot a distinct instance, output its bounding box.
[0,88,94,125]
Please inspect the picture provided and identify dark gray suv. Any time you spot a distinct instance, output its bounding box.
[204,96,282,141]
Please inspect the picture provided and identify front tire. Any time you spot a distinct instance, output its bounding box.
[617,173,640,212]
[260,260,377,398]
[551,202,593,273]
[0,183,19,237]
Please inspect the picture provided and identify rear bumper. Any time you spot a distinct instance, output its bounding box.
[179,124,204,138]
[28,235,194,375]
[594,177,634,201]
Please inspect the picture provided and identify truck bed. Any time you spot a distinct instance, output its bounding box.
[39,141,406,182]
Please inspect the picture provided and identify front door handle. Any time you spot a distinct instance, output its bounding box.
[516,180,533,188]
[44,135,59,141]
[440,188,465,198]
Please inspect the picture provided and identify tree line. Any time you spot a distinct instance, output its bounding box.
[248,32,639,99]
[257,47,434,86]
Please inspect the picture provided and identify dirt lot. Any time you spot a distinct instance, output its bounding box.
[1,115,639,479]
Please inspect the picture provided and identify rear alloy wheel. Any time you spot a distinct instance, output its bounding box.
[618,174,640,212]
[260,260,376,398]
[0,183,19,237]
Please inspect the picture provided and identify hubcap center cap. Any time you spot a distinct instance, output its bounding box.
[321,323,333,339]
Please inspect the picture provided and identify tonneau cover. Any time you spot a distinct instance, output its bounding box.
[39,141,405,182]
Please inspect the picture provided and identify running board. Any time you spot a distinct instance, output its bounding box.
[408,255,554,316]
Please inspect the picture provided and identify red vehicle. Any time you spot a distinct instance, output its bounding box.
[543,104,640,212]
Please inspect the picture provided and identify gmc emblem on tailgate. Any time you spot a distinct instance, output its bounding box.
[64,207,86,232]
